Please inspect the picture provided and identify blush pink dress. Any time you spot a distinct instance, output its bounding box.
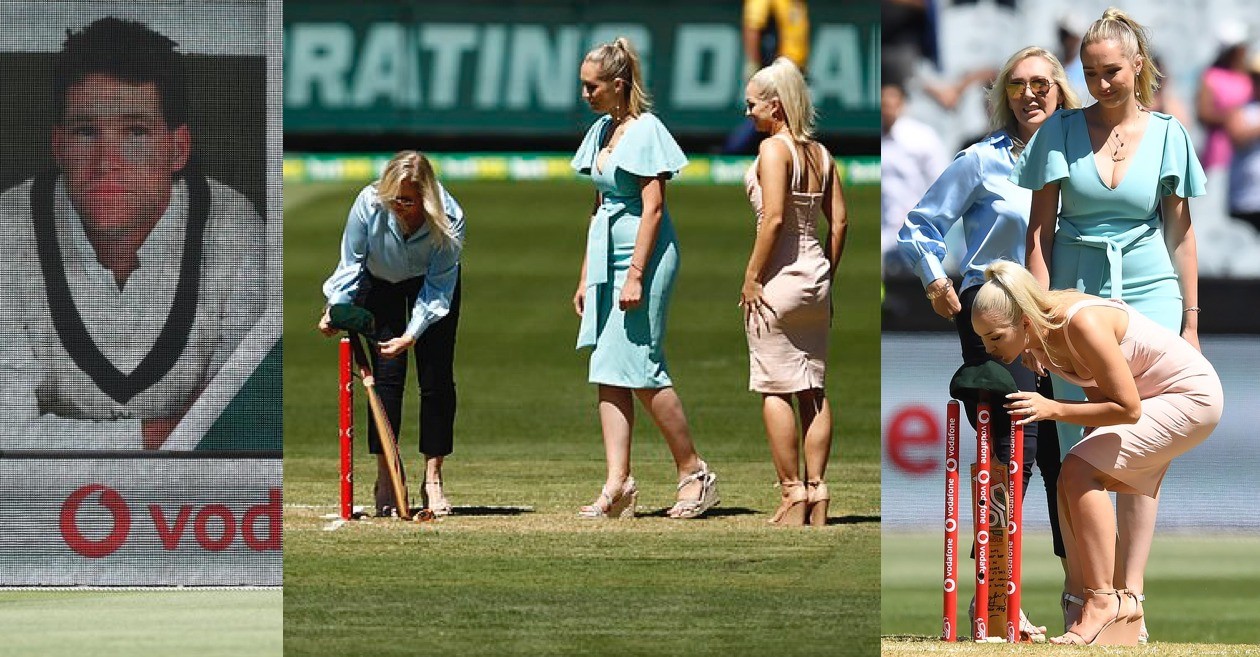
[1034,299,1223,497]
[743,134,833,393]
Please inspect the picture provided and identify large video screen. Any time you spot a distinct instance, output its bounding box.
[0,1,281,586]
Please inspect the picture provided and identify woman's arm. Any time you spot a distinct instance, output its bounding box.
[899,148,984,319]
[574,222,591,317]
[1007,308,1141,426]
[1162,193,1201,350]
[1025,184,1060,290]
[1224,106,1260,145]
[1195,77,1225,129]
[319,190,373,334]
[574,189,601,317]
[741,138,790,332]
[620,174,667,310]
[821,154,850,280]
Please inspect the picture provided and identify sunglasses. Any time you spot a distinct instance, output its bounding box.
[745,97,778,112]
[388,196,418,208]
[1005,78,1056,99]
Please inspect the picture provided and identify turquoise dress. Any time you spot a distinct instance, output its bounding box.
[572,113,688,388]
[1012,109,1206,455]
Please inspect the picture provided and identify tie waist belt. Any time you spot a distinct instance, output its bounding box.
[1054,217,1160,299]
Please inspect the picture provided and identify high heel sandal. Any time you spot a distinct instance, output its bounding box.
[422,479,453,516]
[1050,588,1135,646]
[1123,590,1146,645]
[667,461,719,519]
[805,480,830,526]
[769,481,808,525]
[1061,591,1084,633]
[577,477,638,519]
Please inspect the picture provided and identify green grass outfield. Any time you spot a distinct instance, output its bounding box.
[283,179,881,656]
[0,590,281,657]
[883,531,1260,651]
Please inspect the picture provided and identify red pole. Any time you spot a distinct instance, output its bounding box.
[943,400,961,641]
[975,401,991,641]
[339,337,354,520]
[1007,421,1025,642]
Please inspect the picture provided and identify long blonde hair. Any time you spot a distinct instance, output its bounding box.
[584,37,652,116]
[749,57,817,141]
[375,151,459,250]
[1082,7,1162,107]
[973,261,1077,353]
[987,47,1082,135]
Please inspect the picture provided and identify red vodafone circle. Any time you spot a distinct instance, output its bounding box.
[60,484,131,558]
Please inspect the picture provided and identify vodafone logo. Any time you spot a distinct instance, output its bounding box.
[60,484,131,558]
[59,485,281,559]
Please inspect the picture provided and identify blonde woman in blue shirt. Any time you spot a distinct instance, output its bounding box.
[899,46,1080,638]
[571,38,719,519]
[319,151,464,517]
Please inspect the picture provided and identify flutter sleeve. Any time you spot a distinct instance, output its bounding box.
[614,113,688,179]
[1158,114,1207,199]
[571,116,609,176]
[1010,109,1071,191]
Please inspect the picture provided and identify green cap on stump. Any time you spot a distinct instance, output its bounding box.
[328,303,376,336]
[949,360,1019,436]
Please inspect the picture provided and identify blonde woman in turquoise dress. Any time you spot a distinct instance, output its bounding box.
[1012,8,1206,640]
[571,38,719,520]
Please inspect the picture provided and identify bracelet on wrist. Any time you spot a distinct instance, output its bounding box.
[1183,306,1201,313]
[925,281,952,300]
[629,262,644,273]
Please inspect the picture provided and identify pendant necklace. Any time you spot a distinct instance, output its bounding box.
[1109,128,1126,162]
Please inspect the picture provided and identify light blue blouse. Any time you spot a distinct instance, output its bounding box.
[323,183,465,340]
[898,131,1031,292]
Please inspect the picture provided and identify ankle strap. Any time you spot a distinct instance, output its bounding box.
[677,465,713,490]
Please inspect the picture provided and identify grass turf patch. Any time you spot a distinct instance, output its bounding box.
[283,179,881,656]
[882,531,1260,646]
[0,590,281,657]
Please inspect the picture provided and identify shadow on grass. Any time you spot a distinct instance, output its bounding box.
[883,635,938,642]
[637,506,760,519]
[826,514,881,526]
[449,505,535,517]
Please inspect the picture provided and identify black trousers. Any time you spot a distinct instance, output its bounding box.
[957,285,1065,558]
[356,272,460,457]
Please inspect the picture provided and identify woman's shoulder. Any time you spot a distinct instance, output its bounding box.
[1147,110,1186,130]
[581,115,612,136]
[1046,108,1082,127]
[624,112,672,140]
[355,183,381,207]
[967,131,1014,157]
[350,184,384,219]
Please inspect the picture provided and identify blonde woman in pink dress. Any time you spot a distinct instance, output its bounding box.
[972,260,1222,645]
[740,58,849,526]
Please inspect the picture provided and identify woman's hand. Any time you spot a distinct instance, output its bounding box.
[573,283,586,317]
[1181,325,1201,352]
[926,279,961,319]
[619,273,643,310]
[378,336,416,358]
[1005,390,1059,425]
[317,307,338,336]
[740,278,775,336]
